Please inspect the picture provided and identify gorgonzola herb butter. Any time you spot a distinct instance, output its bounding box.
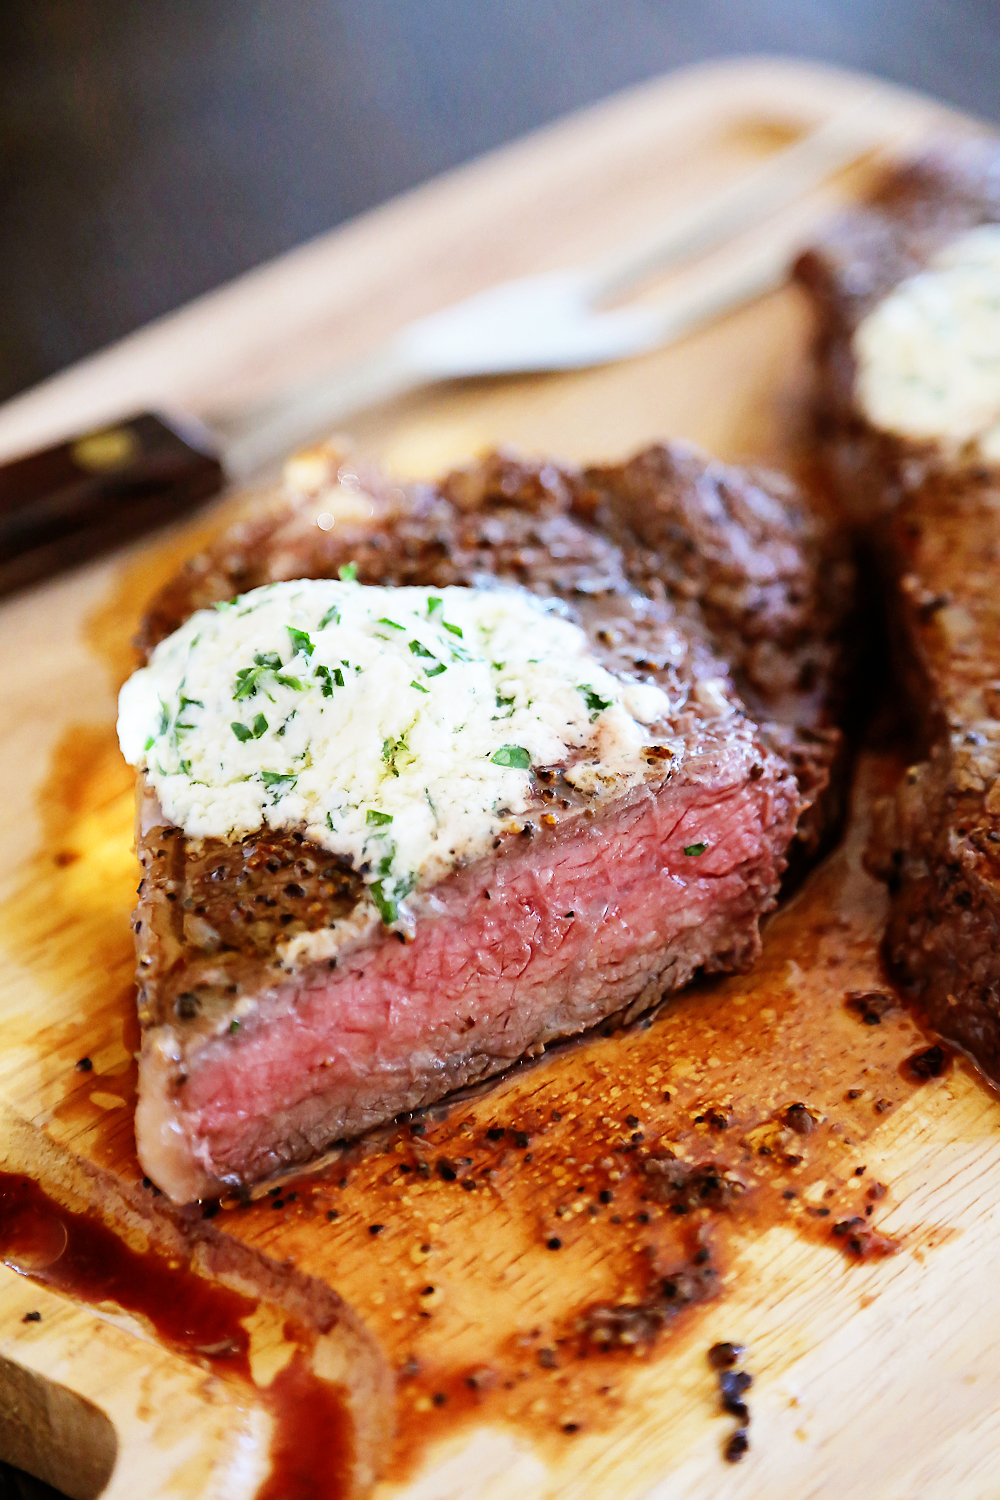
[117,579,671,926]
[854,223,1000,459]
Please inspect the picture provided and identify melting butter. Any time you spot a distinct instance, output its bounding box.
[118,580,672,926]
[854,223,1000,460]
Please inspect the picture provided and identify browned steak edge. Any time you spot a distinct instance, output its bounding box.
[797,138,1000,1078]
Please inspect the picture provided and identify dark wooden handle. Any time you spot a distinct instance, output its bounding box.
[0,412,225,597]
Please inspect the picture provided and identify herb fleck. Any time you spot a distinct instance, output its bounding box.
[366,810,393,826]
[338,562,358,582]
[287,626,314,658]
[369,881,398,925]
[492,745,531,769]
[262,771,297,792]
[580,686,613,718]
[683,842,707,856]
[382,734,409,777]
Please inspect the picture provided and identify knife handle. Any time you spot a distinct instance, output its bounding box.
[0,412,225,598]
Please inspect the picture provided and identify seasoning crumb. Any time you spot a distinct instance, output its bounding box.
[867,1181,887,1201]
[326,1209,339,1221]
[724,1429,750,1463]
[561,1422,580,1434]
[905,1044,950,1080]
[546,1237,563,1251]
[538,1347,558,1369]
[369,1223,384,1236]
[720,1370,753,1403]
[599,1190,613,1204]
[75,1057,93,1073]
[874,1098,893,1113]
[21,1311,41,1324]
[432,1392,447,1407]
[783,1102,817,1136]
[846,1088,864,1100]
[845,991,898,1026]
[708,1342,745,1370]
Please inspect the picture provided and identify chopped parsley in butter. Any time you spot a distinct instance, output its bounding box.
[117,580,671,926]
[854,223,1000,460]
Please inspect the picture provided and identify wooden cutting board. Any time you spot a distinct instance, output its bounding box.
[2,57,998,1500]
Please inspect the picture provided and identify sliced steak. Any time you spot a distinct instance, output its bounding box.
[131,441,849,1201]
[794,135,1000,522]
[796,138,1000,1076]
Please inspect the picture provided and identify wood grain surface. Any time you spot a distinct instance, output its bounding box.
[0,58,995,1500]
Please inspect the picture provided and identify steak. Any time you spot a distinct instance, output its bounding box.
[796,138,1000,1076]
[130,442,851,1202]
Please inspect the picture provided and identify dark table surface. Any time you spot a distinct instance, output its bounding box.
[2,0,999,409]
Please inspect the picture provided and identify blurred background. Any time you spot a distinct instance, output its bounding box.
[3,0,999,407]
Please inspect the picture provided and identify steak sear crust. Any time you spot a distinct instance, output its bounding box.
[131,441,850,1201]
[796,138,1000,1077]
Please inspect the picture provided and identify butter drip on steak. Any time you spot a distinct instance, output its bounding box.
[129,442,851,1201]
